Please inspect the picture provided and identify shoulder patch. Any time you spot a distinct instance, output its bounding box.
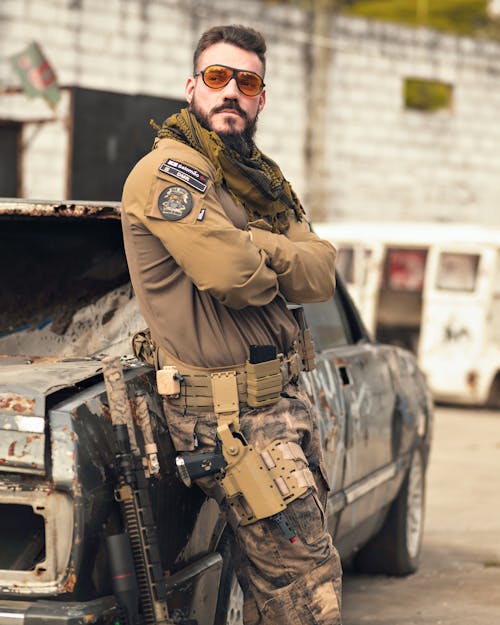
[158,185,193,221]
[159,159,208,193]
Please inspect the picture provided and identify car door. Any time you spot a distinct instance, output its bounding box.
[300,298,347,498]
[300,295,348,537]
[304,279,396,527]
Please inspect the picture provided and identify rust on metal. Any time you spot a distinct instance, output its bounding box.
[30,356,60,364]
[1,432,44,472]
[466,370,478,392]
[22,434,41,456]
[0,355,60,366]
[61,567,77,593]
[0,199,121,220]
[0,392,36,415]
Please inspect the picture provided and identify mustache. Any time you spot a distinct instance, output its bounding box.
[211,100,247,119]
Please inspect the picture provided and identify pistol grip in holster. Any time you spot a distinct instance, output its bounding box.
[209,369,314,538]
[217,422,286,525]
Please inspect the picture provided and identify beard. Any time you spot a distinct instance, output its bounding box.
[189,96,258,157]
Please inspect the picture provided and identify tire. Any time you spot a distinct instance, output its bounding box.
[214,530,244,625]
[354,445,426,576]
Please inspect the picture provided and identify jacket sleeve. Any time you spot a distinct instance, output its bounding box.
[249,214,336,303]
[122,149,279,310]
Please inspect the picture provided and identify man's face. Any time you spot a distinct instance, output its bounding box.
[185,42,266,142]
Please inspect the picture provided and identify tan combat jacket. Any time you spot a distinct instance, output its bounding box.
[122,138,336,369]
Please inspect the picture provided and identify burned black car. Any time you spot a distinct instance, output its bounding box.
[0,200,433,625]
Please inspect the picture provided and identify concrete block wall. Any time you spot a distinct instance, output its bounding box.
[0,0,308,200]
[0,87,70,199]
[1,0,500,225]
[327,17,500,225]
[21,91,70,200]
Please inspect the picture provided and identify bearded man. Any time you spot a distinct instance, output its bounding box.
[122,24,342,625]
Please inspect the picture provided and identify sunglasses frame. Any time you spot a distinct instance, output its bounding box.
[195,64,265,97]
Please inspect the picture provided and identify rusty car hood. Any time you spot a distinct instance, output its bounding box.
[0,358,104,418]
[0,358,104,475]
[0,198,121,220]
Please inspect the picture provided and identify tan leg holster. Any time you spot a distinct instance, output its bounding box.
[210,371,315,527]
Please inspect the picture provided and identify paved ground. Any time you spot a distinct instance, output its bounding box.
[342,406,500,624]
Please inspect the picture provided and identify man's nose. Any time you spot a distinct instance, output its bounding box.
[222,76,240,97]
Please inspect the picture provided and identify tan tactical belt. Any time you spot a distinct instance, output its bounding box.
[156,341,314,411]
[131,310,316,413]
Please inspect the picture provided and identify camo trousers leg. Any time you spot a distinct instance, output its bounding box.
[163,383,342,625]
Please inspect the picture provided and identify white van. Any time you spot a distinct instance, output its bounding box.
[315,222,500,407]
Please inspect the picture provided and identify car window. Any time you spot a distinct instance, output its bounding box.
[384,248,427,292]
[336,246,354,284]
[436,252,480,292]
[303,292,353,351]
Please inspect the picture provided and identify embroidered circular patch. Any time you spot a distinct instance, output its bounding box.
[157,185,193,221]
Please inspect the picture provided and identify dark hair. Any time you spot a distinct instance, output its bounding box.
[193,25,266,74]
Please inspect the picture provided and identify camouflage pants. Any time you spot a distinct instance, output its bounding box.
[163,383,342,625]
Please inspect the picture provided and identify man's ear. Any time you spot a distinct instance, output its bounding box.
[185,76,195,104]
[258,89,266,113]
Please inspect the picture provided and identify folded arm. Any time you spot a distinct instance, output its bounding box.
[123,149,280,310]
[249,214,336,303]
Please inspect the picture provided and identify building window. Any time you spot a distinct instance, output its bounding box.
[70,88,185,201]
[403,78,453,113]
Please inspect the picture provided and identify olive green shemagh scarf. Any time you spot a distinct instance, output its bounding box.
[153,108,304,233]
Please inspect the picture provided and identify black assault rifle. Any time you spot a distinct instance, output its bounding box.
[102,356,173,625]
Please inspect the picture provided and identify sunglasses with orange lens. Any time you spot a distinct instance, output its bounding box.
[195,64,265,97]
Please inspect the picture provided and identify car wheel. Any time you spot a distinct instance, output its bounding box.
[214,531,244,625]
[354,445,426,576]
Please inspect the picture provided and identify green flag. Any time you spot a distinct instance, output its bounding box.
[10,42,60,108]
